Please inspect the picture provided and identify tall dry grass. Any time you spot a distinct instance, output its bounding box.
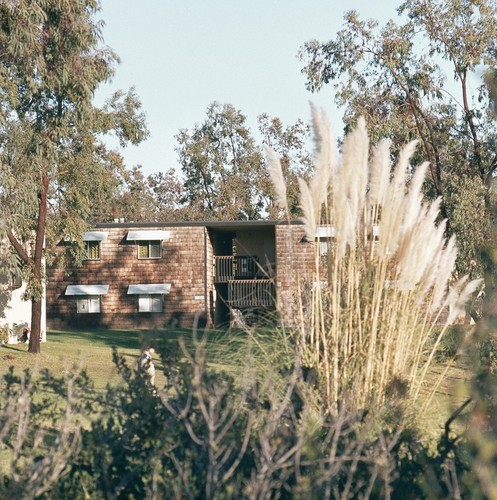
[268,108,481,413]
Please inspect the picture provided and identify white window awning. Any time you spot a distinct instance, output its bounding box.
[126,230,170,241]
[83,231,109,241]
[127,284,171,295]
[65,284,109,295]
[315,226,336,238]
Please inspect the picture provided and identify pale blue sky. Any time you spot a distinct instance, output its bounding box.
[95,1,399,176]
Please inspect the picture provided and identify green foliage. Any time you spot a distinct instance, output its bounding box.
[176,102,266,220]
[435,325,468,361]
[258,113,313,217]
[476,335,497,375]
[0,324,9,344]
[175,102,313,221]
[0,0,148,351]
[299,0,497,281]
[2,335,497,498]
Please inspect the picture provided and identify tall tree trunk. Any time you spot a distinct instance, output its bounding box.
[29,299,42,354]
[28,173,48,354]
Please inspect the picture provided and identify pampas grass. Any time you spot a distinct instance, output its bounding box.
[268,110,481,414]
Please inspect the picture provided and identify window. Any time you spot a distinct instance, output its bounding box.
[315,226,335,257]
[138,294,163,312]
[318,239,331,257]
[83,232,107,260]
[77,295,101,313]
[85,240,100,260]
[127,284,171,312]
[138,240,161,259]
[66,284,108,313]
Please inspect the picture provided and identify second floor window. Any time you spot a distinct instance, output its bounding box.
[86,240,101,260]
[138,240,161,259]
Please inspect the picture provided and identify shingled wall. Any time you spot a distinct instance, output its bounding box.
[275,224,316,326]
[47,225,211,330]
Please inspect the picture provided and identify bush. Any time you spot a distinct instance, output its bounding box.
[476,335,497,374]
[1,332,496,498]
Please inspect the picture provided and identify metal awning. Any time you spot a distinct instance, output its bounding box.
[83,231,109,241]
[65,284,109,295]
[315,226,336,238]
[127,284,171,295]
[126,230,171,241]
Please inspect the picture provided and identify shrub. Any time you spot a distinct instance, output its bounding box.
[1,333,495,498]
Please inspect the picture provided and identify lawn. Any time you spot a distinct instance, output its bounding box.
[0,327,473,438]
[0,328,198,390]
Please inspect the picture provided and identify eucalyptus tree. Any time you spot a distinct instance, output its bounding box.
[0,0,148,352]
[176,103,314,220]
[300,0,497,283]
[258,113,313,218]
[147,169,185,221]
[175,102,266,221]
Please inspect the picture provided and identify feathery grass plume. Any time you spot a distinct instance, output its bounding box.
[289,111,481,415]
[309,104,335,214]
[368,138,391,207]
[298,177,317,242]
[264,145,288,213]
[333,116,369,255]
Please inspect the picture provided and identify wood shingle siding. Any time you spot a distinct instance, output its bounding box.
[47,220,315,330]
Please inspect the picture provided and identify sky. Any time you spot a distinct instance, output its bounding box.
[94,1,399,177]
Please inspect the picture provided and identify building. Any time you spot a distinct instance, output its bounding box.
[0,275,47,343]
[46,220,315,330]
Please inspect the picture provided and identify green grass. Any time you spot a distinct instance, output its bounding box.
[0,327,475,439]
[0,328,197,390]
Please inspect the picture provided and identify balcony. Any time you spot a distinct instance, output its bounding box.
[214,256,275,309]
[227,279,275,308]
[214,256,260,282]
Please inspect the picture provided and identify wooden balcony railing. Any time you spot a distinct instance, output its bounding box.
[215,256,234,282]
[227,279,275,308]
[214,256,260,282]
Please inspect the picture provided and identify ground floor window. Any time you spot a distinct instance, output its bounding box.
[77,295,101,313]
[138,294,163,312]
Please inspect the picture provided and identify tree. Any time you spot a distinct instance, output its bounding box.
[299,0,497,283]
[175,102,266,220]
[175,103,314,220]
[0,0,148,353]
[258,113,313,217]
[146,168,185,220]
[99,165,156,223]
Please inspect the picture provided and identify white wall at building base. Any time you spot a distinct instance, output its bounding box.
[0,282,46,344]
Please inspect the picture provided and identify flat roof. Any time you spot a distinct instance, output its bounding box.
[94,219,304,231]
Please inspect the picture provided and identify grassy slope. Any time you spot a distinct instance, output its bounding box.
[0,329,174,390]
[0,328,472,438]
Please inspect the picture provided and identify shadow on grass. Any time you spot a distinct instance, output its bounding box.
[47,328,221,352]
[0,344,28,353]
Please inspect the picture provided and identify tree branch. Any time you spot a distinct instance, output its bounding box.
[6,228,31,265]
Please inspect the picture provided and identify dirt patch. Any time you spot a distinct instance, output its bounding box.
[2,355,15,360]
